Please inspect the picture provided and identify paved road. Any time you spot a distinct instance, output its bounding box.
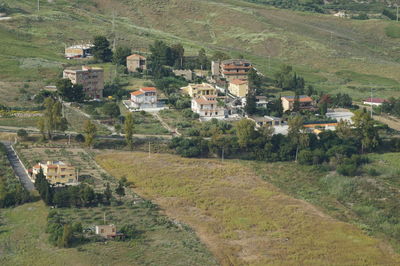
[1,141,35,191]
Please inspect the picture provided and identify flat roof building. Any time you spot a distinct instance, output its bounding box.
[63,66,104,99]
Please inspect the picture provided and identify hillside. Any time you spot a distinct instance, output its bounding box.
[97,151,400,265]
[1,0,400,102]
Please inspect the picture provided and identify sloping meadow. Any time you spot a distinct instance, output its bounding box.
[97,151,400,265]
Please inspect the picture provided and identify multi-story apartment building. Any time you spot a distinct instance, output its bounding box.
[127,54,147,72]
[212,59,252,82]
[63,66,104,99]
[31,161,77,185]
[181,83,217,98]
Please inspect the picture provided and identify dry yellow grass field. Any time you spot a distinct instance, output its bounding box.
[96,151,400,265]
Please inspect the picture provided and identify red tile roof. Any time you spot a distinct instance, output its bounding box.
[283,95,313,102]
[364,98,387,103]
[230,79,248,85]
[194,96,218,105]
[127,54,146,60]
[131,90,144,96]
[141,87,157,92]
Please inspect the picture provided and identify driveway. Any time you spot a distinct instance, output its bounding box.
[1,141,35,191]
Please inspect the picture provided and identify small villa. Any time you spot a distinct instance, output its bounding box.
[30,161,77,185]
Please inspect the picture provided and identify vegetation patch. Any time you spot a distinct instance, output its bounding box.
[96,151,400,265]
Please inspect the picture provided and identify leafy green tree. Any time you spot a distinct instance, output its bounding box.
[197,48,209,70]
[293,94,300,112]
[288,116,309,162]
[236,119,257,150]
[83,120,97,148]
[171,43,185,69]
[336,119,353,140]
[124,113,134,150]
[59,224,73,248]
[17,129,28,140]
[92,36,113,62]
[101,102,120,118]
[148,40,170,78]
[115,181,125,199]
[244,88,257,115]
[248,68,262,93]
[211,51,229,61]
[352,109,379,153]
[112,46,131,66]
[56,79,84,102]
[38,97,66,140]
[104,183,112,204]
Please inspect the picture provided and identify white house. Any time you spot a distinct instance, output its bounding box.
[363,98,387,106]
[130,87,158,109]
[192,95,225,120]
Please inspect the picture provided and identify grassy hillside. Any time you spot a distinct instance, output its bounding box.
[96,151,400,265]
[0,0,400,102]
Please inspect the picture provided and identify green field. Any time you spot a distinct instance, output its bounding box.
[1,0,400,103]
[248,152,400,253]
[97,151,400,265]
[0,201,217,266]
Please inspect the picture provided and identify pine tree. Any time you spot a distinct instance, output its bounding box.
[83,120,97,148]
[104,183,112,205]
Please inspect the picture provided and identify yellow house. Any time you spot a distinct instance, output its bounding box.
[181,83,217,97]
[228,79,249,97]
[31,161,77,185]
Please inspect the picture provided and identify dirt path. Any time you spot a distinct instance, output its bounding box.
[151,111,181,137]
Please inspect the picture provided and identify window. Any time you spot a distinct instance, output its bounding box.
[101,229,104,233]
[205,112,208,116]
[61,175,65,178]
[215,112,218,115]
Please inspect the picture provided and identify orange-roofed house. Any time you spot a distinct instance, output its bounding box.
[127,54,147,72]
[191,95,225,119]
[31,161,77,185]
[228,79,249,97]
[281,95,314,112]
[130,87,158,109]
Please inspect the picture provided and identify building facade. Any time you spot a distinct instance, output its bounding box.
[63,66,104,99]
[31,161,77,185]
[228,79,249,97]
[65,44,94,59]
[281,95,314,112]
[95,224,117,238]
[191,95,225,119]
[212,59,252,82]
[181,83,217,98]
[127,54,147,72]
[130,87,158,109]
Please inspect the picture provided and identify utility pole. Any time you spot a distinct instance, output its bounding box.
[112,10,116,51]
[221,147,224,163]
[397,4,399,22]
[37,0,40,12]
[370,87,373,118]
[148,142,151,158]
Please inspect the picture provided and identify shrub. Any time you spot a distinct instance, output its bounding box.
[75,134,85,143]
[17,129,28,140]
[337,163,358,176]
[298,150,313,165]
